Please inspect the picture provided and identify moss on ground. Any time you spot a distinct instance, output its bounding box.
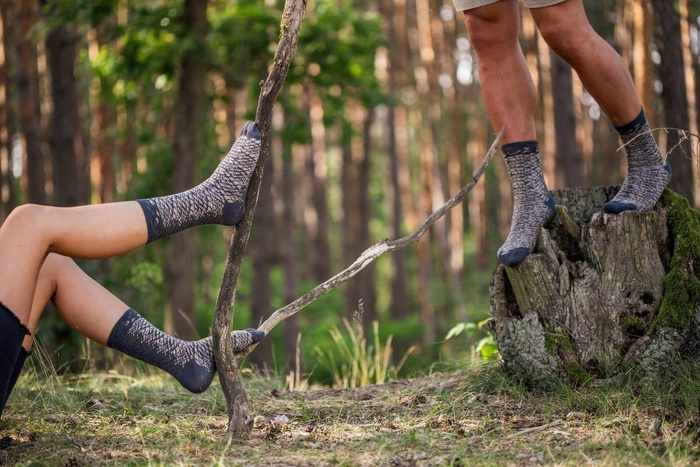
[655,189,700,331]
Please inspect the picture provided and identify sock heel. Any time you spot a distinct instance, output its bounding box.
[221,200,245,226]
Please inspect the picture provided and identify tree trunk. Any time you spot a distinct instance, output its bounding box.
[489,186,700,389]
[650,0,694,202]
[550,51,584,188]
[248,147,275,369]
[304,84,332,282]
[44,16,81,207]
[281,126,299,372]
[167,0,208,340]
[15,0,45,204]
[380,0,410,320]
[0,0,17,218]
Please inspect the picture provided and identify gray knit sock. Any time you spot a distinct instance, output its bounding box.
[498,141,556,267]
[137,121,261,243]
[604,109,671,214]
[107,309,265,393]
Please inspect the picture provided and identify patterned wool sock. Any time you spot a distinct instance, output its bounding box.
[0,302,30,419]
[107,309,265,394]
[498,141,556,267]
[4,348,29,405]
[137,121,261,243]
[603,109,672,214]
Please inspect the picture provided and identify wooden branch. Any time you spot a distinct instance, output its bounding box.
[239,129,503,356]
[212,0,307,438]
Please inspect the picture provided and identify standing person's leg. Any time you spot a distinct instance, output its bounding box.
[460,1,555,266]
[530,0,671,212]
[2,254,264,410]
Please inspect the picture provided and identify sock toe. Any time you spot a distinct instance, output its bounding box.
[498,247,531,267]
[247,329,265,344]
[603,200,638,214]
[241,121,261,141]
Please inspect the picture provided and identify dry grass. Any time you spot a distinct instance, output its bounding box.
[1,362,699,466]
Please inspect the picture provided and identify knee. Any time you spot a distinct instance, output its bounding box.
[43,253,75,273]
[535,16,590,64]
[464,13,519,59]
[3,204,49,233]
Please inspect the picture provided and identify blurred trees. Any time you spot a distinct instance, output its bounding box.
[0,0,699,380]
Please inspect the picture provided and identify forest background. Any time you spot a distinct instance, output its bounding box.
[0,0,698,386]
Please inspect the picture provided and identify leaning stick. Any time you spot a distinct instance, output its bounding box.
[212,0,307,438]
[239,129,503,357]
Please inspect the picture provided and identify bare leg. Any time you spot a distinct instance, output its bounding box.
[0,202,148,325]
[530,0,640,125]
[22,253,129,351]
[463,2,537,144]
[18,253,263,393]
[531,0,670,214]
[0,122,262,326]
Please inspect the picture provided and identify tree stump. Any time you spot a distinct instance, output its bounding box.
[489,187,700,389]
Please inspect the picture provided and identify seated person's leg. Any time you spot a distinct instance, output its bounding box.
[3,254,264,406]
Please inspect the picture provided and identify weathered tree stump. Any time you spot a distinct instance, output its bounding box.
[489,187,700,389]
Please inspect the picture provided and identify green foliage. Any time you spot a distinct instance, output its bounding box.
[655,189,700,330]
[445,318,498,359]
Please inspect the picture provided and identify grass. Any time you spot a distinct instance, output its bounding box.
[1,360,699,466]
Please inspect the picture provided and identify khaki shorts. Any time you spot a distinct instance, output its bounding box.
[453,0,566,12]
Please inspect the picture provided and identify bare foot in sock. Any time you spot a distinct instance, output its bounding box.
[138,121,262,243]
[604,109,671,214]
[498,141,556,267]
[108,309,265,393]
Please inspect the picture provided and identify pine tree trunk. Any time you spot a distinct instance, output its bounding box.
[489,186,700,389]
[0,0,16,219]
[44,16,81,207]
[248,148,275,369]
[15,0,45,205]
[550,51,584,188]
[650,0,694,203]
[167,0,208,340]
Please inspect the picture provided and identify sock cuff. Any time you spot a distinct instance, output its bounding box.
[614,108,647,135]
[107,308,142,348]
[0,301,30,336]
[501,140,539,158]
[136,199,160,244]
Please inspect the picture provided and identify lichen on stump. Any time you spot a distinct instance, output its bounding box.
[489,187,700,389]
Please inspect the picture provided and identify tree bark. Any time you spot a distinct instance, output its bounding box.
[15,0,45,205]
[650,0,694,202]
[379,0,410,320]
[490,186,700,389]
[550,52,584,188]
[304,84,332,282]
[0,0,17,219]
[44,14,81,207]
[167,0,209,340]
[282,121,300,371]
[248,146,275,369]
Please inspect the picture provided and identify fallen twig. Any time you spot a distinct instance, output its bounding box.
[504,420,564,439]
